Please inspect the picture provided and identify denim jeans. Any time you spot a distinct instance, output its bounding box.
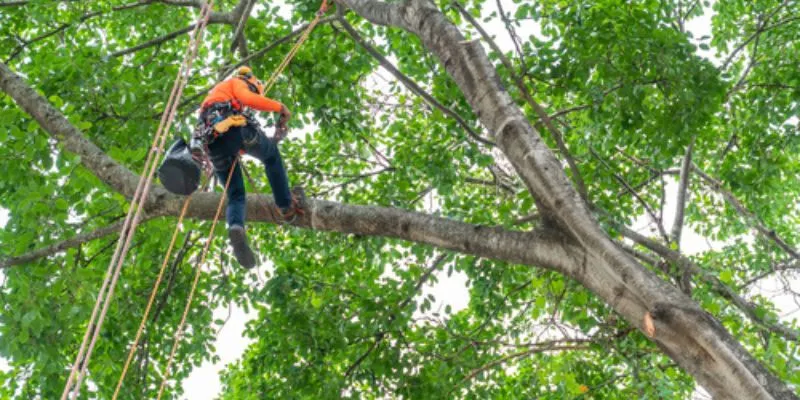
[207,123,291,227]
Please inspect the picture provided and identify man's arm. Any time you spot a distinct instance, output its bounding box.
[232,79,283,112]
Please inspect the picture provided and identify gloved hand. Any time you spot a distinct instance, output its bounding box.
[273,125,288,143]
[274,104,291,143]
[277,104,291,130]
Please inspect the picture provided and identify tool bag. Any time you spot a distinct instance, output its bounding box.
[158,137,202,195]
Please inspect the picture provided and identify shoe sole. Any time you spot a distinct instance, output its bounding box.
[229,228,256,269]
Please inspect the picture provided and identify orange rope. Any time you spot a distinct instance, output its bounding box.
[156,158,238,399]
[61,1,216,398]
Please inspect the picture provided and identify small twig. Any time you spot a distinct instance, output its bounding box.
[338,17,495,147]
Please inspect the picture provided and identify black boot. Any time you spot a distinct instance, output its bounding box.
[228,224,256,269]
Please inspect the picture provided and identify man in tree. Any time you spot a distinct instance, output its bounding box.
[196,66,300,269]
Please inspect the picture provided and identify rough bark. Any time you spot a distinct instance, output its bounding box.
[337,0,795,398]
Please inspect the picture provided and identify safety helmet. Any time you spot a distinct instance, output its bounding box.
[236,66,264,94]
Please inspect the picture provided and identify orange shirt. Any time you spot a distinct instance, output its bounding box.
[201,78,283,112]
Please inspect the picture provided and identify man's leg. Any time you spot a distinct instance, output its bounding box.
[244,125,293,213]
[213,157,246,227]
[211,146,257,269]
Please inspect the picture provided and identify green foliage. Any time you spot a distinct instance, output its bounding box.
[1,0,798,398]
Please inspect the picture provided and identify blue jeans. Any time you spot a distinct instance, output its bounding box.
[208,123,291,227]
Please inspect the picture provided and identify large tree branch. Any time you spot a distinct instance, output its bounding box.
[452,1,587,199]
[692,164,800,261]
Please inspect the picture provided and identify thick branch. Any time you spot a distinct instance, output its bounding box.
[337,1,797,397]
[452,1,587,199]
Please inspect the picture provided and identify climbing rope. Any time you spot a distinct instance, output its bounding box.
[260,0,330,95]
[61,1,216,398]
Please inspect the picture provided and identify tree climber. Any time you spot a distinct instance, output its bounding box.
[192,66,303,269]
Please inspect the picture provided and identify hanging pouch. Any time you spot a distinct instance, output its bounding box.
[158,137,202,195]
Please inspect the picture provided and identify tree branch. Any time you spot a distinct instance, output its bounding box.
[692,164,800,261]
[590,147,670,243]
[616,223,800,342]
[453,342,592,392]
[0,221,129,268]
[229,0,256,55]
[109,25,198,58]
[452,1,587,199]
[338,17,495,147]
[742,260,800,288]
[670,136,695,247]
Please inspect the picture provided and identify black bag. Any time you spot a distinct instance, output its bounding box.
[158,138,201,195]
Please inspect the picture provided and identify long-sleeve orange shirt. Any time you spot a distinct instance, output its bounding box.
[201,78,283,112]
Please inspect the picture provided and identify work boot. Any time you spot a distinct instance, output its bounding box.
[279,186,307,224]
[228,224,256,269]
